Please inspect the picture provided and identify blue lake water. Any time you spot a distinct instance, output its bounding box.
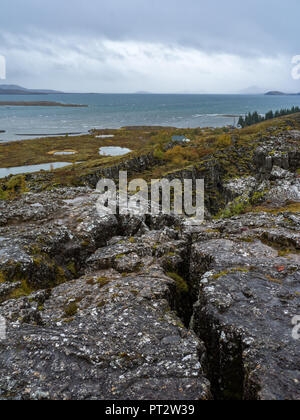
[0,162,75,178]
[1,93,300,142]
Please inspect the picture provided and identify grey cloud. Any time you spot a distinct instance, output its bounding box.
[0,0,300,92]
[0,0,299,55]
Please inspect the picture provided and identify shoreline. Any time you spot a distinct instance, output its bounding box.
[0,101,88,107]
[15,132,83,136]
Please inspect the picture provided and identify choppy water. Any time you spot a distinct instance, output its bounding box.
[1,93,300,142]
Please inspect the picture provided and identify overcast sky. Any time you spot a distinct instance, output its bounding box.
[0,0,300,93]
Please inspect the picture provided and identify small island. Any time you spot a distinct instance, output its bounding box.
[0,101,88,107]
[265,91,300,96]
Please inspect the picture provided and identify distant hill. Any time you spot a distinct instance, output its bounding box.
[265,91,300,96]
[0,84,64,95]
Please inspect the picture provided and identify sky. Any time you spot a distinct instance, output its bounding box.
[0,0,300,93]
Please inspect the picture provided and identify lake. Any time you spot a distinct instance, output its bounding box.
[0,162,75,178]
[1,93,300,142]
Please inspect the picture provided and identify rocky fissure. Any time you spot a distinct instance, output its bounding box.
[0,126,299,400]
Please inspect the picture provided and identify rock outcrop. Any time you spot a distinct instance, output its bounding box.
[189,213,300,400]
[0,126,299,400]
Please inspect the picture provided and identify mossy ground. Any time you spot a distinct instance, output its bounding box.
[8,279,34,299]
[251,202,300,214]
[0,124,246,190]
[0,129,153,168]
[1,115,300,218]
[0,175,27,199]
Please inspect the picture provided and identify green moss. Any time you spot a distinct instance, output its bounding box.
[240,237,254,243]
[231,268,249,273]
[252,202,300,214]
[116,254,125,260]
[166,272,189,294]
[64,302,78,317]
[0,175,27,200]
[97,277,110,287]
[216,134,232,147]
[63,317,75,323]
[0,188,8,200]
[56,266,67,285]
[153,148,165,160]
[266,275,282,285]
[9,279,34,299]
[67,261,77,276]
[130,290,139,296]
[29,245,44,256]
[217,197,250,219]
[0,262,28,285]
[33,256,43,267]
[212,268,249,280]
[0,272,6,283]
[167,252,176,257]
[277,249,300,257]
[212,271,229,280]
[278,249,290,257]
[251,191,265,204]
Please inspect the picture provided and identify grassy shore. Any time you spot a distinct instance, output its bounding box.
[0,113,299,196]
[0,128,158,168]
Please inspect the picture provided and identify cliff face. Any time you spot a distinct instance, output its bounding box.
[0,121,299,400]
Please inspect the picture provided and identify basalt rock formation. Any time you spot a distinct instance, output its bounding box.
[0,122,299,400]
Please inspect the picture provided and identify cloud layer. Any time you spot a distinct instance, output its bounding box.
[0,0,299,92]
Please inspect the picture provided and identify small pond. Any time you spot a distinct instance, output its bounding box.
[99,147,132,157]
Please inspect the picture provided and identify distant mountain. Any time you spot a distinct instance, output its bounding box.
[0,84,27,91]
[0,84,64,95]
[265,91,300,96]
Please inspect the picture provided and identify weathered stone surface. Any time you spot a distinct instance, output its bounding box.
[189,213,300,400]
[224,176,257,200]
[0,189,119,288]
[0,267,211,400]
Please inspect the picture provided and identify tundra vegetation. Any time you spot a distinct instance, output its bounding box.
[0,112,299,214]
